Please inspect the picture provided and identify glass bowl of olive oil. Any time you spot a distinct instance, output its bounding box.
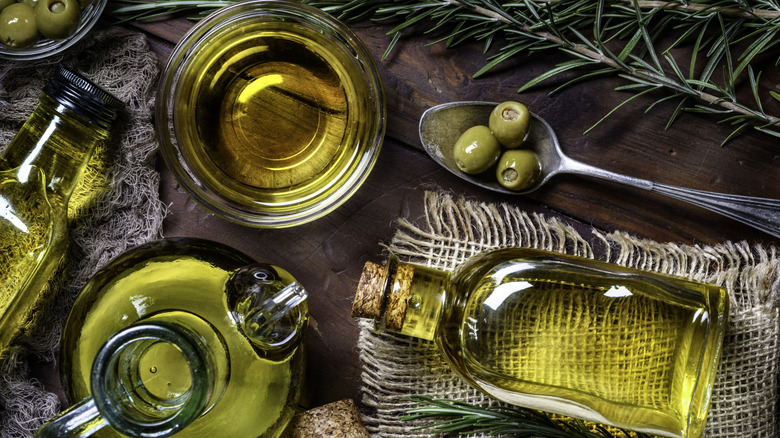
[157,0,386,228]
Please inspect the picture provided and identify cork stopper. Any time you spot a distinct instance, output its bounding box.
[383,263,413,331]
[351,261,388,320]
[290,399,370,438]
[351,258,415,333]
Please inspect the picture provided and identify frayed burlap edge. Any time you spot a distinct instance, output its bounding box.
[357,191,779,438]
[0,27,165,438]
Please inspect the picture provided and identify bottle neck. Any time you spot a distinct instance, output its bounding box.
[353,257,447,341]
[91,321,218,437]
[38,319,221,438]
[1,95,111,202]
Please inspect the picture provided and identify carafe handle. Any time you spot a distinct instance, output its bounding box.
[36,398,105,438]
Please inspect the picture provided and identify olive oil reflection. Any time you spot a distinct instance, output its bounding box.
[176,22,369,206]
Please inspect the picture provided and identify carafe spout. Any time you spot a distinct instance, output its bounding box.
[227,264,308,356]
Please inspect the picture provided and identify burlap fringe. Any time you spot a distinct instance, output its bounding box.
[358,191,779,437]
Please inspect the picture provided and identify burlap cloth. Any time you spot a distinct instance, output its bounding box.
[0,28,165,437]
[358,191,780,437]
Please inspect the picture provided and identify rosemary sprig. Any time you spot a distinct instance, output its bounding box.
[402,395,653,437]
[109,0,233,21]
[110,0,780,143]
[343,0,780,144]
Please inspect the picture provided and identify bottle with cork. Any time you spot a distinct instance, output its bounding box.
[352,247,728,438]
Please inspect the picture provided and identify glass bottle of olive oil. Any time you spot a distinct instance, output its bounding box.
[0,65,123,356]
[352,248,728,438]
[43,238,308,438]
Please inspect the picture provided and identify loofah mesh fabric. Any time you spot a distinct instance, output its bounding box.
[357,191,779,438]
[0,27,165,437]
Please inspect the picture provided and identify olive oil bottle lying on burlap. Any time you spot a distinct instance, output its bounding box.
[0,65,123,356]
[352,248,728,438]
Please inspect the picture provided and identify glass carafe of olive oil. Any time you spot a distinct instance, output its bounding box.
[38,238,308,437]
[0,65,123,357]
[352,248,728,438]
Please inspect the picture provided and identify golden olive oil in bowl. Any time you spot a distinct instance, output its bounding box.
[157,1,385,228]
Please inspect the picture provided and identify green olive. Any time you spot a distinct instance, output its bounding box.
[0,0,17,12]
[0,3,39,48]
[489,101,531,149]
[21,0,39,9]
[36,0,80,39]
[453,125,501,174]
[77,0,89,9]
[496,149,541,191]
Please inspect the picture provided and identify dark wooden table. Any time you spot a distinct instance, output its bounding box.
[126,11,779,412]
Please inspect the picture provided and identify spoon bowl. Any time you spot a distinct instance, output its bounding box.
[419,100,780,239]
[419,101,561,195]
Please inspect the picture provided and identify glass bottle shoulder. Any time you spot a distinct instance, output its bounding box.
[448,248,725,311]
[2,96,111,170]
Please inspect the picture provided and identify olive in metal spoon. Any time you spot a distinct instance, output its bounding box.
[419,101,780,239]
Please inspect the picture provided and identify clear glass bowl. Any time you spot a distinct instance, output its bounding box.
[157,0,386,228]
[0,0,107,60]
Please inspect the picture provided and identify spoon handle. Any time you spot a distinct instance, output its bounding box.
[562,157,780,239]
[650,183,780,239]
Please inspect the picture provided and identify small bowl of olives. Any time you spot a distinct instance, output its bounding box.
[0,0,106,61]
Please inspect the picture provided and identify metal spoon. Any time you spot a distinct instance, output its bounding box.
[419,101,780,239]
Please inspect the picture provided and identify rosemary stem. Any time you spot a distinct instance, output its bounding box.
[110,0,234,15]
[536,0,780,20]
[634,0,780,20]
[447,0,780,127]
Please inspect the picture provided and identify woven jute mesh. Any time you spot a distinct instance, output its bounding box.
[358,191,780,437]
[0,28,165,437]
[473,280,685,410]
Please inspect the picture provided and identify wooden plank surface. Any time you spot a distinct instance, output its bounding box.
[130,12,778,411]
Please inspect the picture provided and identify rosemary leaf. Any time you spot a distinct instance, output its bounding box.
[518,59,596,93]
[585,86,660,134]
[402,396,654,438]
[550,67,618,95]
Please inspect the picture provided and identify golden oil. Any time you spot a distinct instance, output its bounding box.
[0,166,67,354]
[353,248,728,438]
[0,67,122,356]
[61,239,305,437]
[173,19,375,213]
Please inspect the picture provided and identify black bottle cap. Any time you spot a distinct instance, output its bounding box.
[43,65,125,128]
